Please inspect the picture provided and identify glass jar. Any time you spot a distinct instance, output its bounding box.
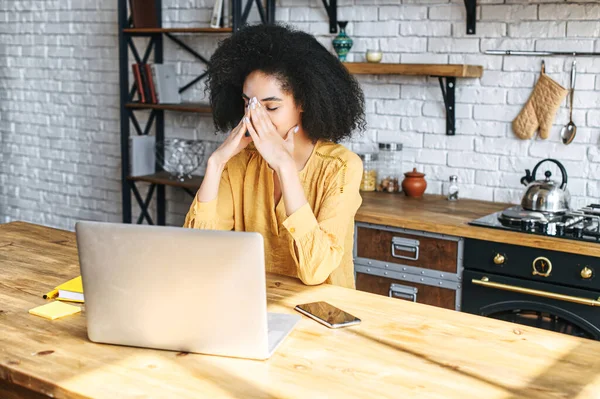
[445,175,459,201]
[376,142,403,193]
[359,153,378,192]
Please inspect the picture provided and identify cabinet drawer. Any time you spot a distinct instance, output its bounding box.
[356,272,457,310]
[355,224,460,273]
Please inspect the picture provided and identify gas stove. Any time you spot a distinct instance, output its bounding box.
[469,204,600,243]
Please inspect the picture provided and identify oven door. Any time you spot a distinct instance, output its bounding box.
[462,270,600,340]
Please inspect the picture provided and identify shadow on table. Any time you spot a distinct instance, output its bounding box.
[348,328,600,399]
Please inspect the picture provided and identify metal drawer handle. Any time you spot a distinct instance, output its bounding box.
[391,237,420,261]
[472,277,600,307]
[389,283,418,302]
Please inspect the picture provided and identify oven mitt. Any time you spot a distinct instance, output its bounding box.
[512,72,568,140]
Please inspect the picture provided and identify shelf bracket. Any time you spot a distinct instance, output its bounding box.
[464,0,476,35]
[235,0,276,28]
[130,182,156,225]
[437,77,456,136]
[321,0,337,34]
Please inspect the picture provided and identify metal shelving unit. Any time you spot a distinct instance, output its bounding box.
[118,0,276,225]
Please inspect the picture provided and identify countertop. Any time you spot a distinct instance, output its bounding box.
[1,221,600,398]
[357,192,600,258]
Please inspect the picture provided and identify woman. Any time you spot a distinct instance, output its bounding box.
[184,24,366,288]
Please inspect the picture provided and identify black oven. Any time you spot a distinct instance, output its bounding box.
[461,239,600,340]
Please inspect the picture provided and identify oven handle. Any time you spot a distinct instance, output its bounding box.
[472,277,600,307]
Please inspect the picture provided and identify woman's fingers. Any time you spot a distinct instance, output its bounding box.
[244,116,260,143]
[249,104,266,134]
[233,120,248,141]
[231,107,250,139]
[251,100,276,136]
[286,124,299,137]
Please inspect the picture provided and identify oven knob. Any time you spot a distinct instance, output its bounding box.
[555,222,565,236]
[573,226,584,238]
[493,253,506,265]
[520,219,535,232]
[581,267,593,279]
[537,220,548,234]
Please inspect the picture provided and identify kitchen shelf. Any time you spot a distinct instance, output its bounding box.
[345,63,484,136]
[123,27,232,34]
[127,172,203,191]
[344,63,483,78]
[321,1,477,35]
[125,102,212,113]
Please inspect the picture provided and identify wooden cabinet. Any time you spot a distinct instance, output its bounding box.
[355,272,457,310]
[354,222,464,311]
[356,226,459,273]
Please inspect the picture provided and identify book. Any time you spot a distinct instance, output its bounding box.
[138,63,154,104]
[132,63,146,103]
[129,0,159,28]
[29,301,81,321]
[223,0,231,28]
[210,0,223,29]
[43,276,84,303]
[130,135,156,177]
[151,64,181,104]
[145,63,158,104]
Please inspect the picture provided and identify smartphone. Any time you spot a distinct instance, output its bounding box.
[294,301,361,329]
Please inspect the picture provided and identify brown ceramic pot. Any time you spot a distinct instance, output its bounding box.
[402,168,427,198]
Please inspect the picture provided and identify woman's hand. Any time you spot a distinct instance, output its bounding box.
[244,97,298,172]
[209,106,252,168]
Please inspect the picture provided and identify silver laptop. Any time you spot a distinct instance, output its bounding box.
[75,221,300,360]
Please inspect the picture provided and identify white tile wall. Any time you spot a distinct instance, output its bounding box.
[1,0,600,230]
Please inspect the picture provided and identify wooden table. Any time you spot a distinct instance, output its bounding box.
[357,192,600,258]
[1,221,600,399]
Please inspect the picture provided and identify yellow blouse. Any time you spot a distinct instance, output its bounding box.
[183,140,363,289]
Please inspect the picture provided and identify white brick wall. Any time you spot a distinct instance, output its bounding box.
[2,0,600,230]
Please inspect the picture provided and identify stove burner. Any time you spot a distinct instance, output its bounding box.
[497,206,563,230]
[470,204,600,243]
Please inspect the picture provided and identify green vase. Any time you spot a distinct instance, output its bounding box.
[332,21,353,62]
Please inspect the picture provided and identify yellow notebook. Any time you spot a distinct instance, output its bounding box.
[44,276,84,303]
[29,301,82,320]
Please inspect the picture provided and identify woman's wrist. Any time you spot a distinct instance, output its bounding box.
[207,153,227,172]
[195,155,226,203]
[272,154,295,177]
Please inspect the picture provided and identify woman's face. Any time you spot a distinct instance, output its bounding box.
[242,70,302,138]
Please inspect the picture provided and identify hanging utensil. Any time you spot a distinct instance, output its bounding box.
[560,60,577,145]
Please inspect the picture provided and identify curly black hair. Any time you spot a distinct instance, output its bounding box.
[206,23,366,143]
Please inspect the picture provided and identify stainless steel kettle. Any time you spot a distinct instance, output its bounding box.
[520,158,570,213]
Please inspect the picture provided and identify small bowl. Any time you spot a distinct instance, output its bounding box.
[366,49,383,63]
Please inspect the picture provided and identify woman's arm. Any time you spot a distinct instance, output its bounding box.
[183,161,234,230]
[275,158,308,217]
[184,110,251,230]
[279,154,363,285]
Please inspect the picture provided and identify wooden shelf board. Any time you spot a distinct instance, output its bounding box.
[344,63,483,78]
[127,171,203,190]
[125,102,212,113]
[123,27,232,34]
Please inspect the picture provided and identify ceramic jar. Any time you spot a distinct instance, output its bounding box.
[366,49,383,63]
[402,168,427,198]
